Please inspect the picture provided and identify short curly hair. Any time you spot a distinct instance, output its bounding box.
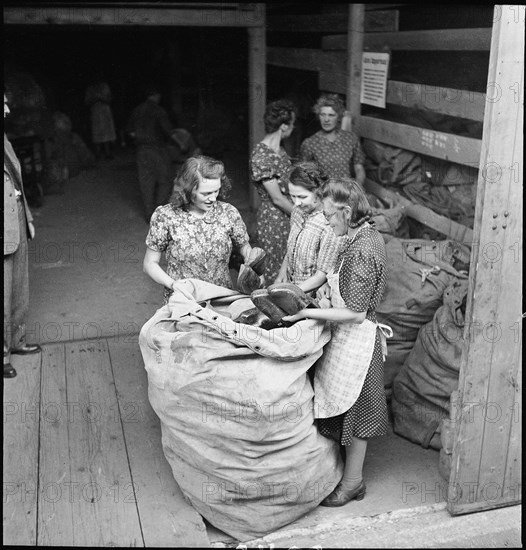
[313,93,346,118]
[169,155,231,208]
[288,161,329,199]
[264,99,296,133]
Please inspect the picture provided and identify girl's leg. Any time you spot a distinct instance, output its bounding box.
[340,437,367,490]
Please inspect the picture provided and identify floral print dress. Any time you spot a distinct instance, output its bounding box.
[146,201,250,301]
[300,129,365,180]
[250,142,293,284]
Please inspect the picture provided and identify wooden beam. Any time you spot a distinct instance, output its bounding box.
[267,47,346,73]
[365,9,399,32]
[356,115,482,166]
[3,5,265,27]
[323,28,492,51]
[248,20,266,211]
[319,75,486,122]
[364,178,474,242]
[347,4,365,126]
[267,10,398,33]
[449,3,524,515]
[385,80,486,122]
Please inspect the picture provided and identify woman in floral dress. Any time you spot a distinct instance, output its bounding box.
[250,99,296,284]
[143,155,256,302]
[275,161,339,294]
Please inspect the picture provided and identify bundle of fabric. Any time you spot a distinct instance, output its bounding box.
[50,112,95,177]
[401,181,471,224]
[391,280,469,449]
[363,138,424,186]
[139,279,342,541]
[370,204,410,241]
[376,238,469,388]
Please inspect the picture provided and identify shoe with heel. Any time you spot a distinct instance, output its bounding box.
[320,480,366,507]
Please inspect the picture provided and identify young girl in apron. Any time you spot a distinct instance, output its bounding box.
[283,177,392,507]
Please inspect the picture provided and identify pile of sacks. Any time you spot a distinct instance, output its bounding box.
[391,279,470,449]
[376,238,470,389]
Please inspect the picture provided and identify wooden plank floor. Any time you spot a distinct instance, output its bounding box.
[3,338,209,547]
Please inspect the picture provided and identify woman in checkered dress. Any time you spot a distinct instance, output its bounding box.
[283,177,389,507]
[275,161,339,294]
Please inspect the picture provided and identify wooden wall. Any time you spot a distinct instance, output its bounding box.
[266,4,497,241]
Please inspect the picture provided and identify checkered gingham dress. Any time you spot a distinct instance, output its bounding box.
[317,224,389,445]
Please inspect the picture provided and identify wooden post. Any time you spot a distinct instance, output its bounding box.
[448,4,524,514]
[345,4,365,132]
[248,9,266,212]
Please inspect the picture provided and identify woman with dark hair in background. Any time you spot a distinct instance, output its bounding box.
[143,155,257,302]
[283,177,391,507]
[250,99,296,284]
[275,160,339,294]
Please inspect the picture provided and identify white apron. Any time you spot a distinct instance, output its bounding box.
[313,228,392,420]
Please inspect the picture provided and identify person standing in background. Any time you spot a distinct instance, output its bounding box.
[126,87,187,222]
[300,93,366,187]
[85,82,116,160]
[250,99,296,284]
[4,93,42,378]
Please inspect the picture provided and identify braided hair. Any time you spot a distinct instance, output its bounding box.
[288,160,329,199]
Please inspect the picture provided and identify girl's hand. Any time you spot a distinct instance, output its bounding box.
[282,310,307,323]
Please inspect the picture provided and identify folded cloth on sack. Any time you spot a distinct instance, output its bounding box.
[139,278,341,541]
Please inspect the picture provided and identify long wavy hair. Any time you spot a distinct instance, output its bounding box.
[288,160,329,200]
[169,155,231,208]
[321,177,372,228]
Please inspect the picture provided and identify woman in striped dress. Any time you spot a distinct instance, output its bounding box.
[275,161,339,294]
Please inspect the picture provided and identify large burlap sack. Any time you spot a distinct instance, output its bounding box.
[377,238,469,388]
[391,280,469,449]
[139,279,342,541]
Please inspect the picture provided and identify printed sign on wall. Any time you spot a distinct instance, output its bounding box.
[360,52,390,108]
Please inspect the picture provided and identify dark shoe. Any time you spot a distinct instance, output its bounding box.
[233,307,281,330]
[4,363,17,378]
[237,264,263,295]
[251,289,289,325]
[11,344,42,355]
[320,481,366,507]
[267,282,318,316]
[246,247,267,276]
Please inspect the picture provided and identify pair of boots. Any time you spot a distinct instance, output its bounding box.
[234,283,318,329]
[236,247,267,295]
